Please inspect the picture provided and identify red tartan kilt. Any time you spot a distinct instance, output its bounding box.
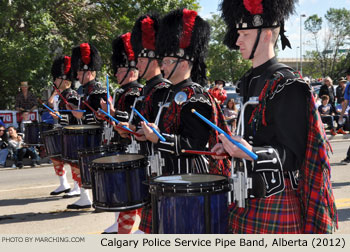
[229,179,302,234]
[139,204,152,234]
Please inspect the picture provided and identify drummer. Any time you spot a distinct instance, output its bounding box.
[47,56,81,198]
[213,0,337,233]
[140,9,231,233]
[100,32,143,234]
[67,43,108,210]
[122,13,172,234]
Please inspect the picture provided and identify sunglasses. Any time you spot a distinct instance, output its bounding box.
[161,59,180,66]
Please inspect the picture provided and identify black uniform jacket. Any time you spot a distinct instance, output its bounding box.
[238,57,309,196]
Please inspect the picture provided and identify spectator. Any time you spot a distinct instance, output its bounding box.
[318,95,337,135]
[334,100,349,134]
[223,98,238,133]
[319,76,335,107]
[15,81,38,131]
[339,68,350,163]
[336,77,347,105]
[209,79,227,106]
[7,126,39,169]
[0,125,9,168]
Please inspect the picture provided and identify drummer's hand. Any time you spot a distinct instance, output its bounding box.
[49,111,60,119]
[66,103,84,119]
[219,134,253,161]
[211,143,226,160]
[135,128,147,141]
[95,111,106,121]
[141,121,159,143]
[100,98,115,116]
[114,122,131,138]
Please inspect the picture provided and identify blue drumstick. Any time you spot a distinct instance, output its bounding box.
[191,109,258,160]
[58,109,86,113]
[41,103,62,119]
[106,74,110,115]
[98,108,134,133]
[131,107,166,142]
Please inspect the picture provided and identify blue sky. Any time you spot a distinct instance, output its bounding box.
[198,0,350,58]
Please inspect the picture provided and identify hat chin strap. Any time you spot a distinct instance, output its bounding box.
[140,58,153,79]
[119,68,131,85]
[57,79,64,90]
[167,58,181,81]
[249,28,262,60]
[81,70,87,85]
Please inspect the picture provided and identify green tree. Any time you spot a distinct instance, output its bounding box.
[0,0,199,109]
[303,8,350,80]
[206,14,251,85]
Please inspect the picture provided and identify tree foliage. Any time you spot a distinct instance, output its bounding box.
[0,0,199,109]
[303,8,350,80]
[206,14,251,85]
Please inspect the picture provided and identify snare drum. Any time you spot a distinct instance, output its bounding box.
[24,122,53,145]
[149,174,230,234]
[62,125,102,162]
[91,154,149,212]
[42,128,62,158]
[78,144,126,189]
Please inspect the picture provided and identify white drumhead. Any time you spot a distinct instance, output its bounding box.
[92,154,145,164]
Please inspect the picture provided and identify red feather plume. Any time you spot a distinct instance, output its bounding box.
[243,0,263,15]
[141,16,156,51]
[80,43,91,65]
[180,9,197,49]
[121,33,135,61]
[64,56,71,75]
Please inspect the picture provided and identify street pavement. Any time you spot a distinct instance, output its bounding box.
[0,136,349,234]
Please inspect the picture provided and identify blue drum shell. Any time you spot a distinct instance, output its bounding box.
[62,125,102,162]
[42,128,62,158]
[90,154,149,212]
[24,122,53,145]
[149,173,230,234]
[78,144,126,189]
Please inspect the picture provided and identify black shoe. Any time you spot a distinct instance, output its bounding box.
[50,188,71,196]
[101,232,118,234]
[341,158,350,164]
[67,204,92,210]
[62,193,80,199]
[18,163,23,169]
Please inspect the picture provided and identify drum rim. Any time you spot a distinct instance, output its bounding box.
[149,173,228,186]
[42,128,62,135]
[148,173,230,195]
[77,144,125,155]
[63,125,102,130]
[90,154,148,170]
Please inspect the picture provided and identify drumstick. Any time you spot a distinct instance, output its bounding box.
[181,149,230,157]
[97,109,141,137]
[83,101,139,137]
[37,98,62,119]
[131,107,166,142]
[52,85,73,110]
[82,100,113,124]
[58,109,86,112]
[106,74,110,115]
[191,109,258,160]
